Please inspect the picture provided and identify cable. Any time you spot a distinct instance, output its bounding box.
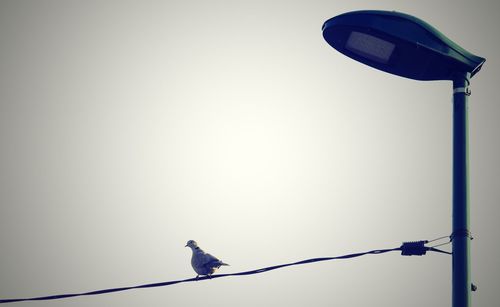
[0,241,449,304]
[427,235,451,244]
[430,240,452,249]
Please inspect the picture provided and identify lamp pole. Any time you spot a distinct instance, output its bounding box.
[321,10,485,307]
[452,72,472,307]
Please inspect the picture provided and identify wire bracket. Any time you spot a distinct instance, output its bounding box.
[400,237,452,256]
[450,229,473,240]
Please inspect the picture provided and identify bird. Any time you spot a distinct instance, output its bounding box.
[185,240,229,279]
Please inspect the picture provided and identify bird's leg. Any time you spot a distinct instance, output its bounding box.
[195,275,200,280]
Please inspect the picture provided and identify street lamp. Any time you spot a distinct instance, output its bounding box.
[322,10,485,307]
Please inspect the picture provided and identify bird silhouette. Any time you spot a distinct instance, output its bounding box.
[185,240,229,279]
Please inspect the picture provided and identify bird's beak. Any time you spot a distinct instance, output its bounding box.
[185,244,188,247]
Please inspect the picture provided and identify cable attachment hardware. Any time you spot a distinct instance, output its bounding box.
[453,75,471,96]
[450,229,473,241]
[400,240,429,256]
[453,86,471,96]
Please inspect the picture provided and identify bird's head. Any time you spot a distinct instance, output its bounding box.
[185,240,198,248]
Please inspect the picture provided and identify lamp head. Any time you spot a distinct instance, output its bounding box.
[322,10,485,80]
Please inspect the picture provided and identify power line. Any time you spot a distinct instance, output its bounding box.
[0,239,450,304]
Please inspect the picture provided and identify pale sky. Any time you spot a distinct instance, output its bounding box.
[1,1,499,306]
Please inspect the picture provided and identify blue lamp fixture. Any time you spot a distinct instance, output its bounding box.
[322,10,485,80]
[322,10,485,307]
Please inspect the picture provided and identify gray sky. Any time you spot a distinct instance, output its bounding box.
[1,1,499,306]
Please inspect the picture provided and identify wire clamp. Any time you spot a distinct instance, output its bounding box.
[400,240,429,256]
[400,236,453,256]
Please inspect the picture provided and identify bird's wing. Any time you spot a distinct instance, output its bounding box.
[203,253,221,264]
[204,253,227,268]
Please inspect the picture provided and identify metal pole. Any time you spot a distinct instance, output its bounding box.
[452,72,472,307]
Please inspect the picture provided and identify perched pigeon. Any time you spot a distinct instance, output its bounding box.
[185,240,229,278]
